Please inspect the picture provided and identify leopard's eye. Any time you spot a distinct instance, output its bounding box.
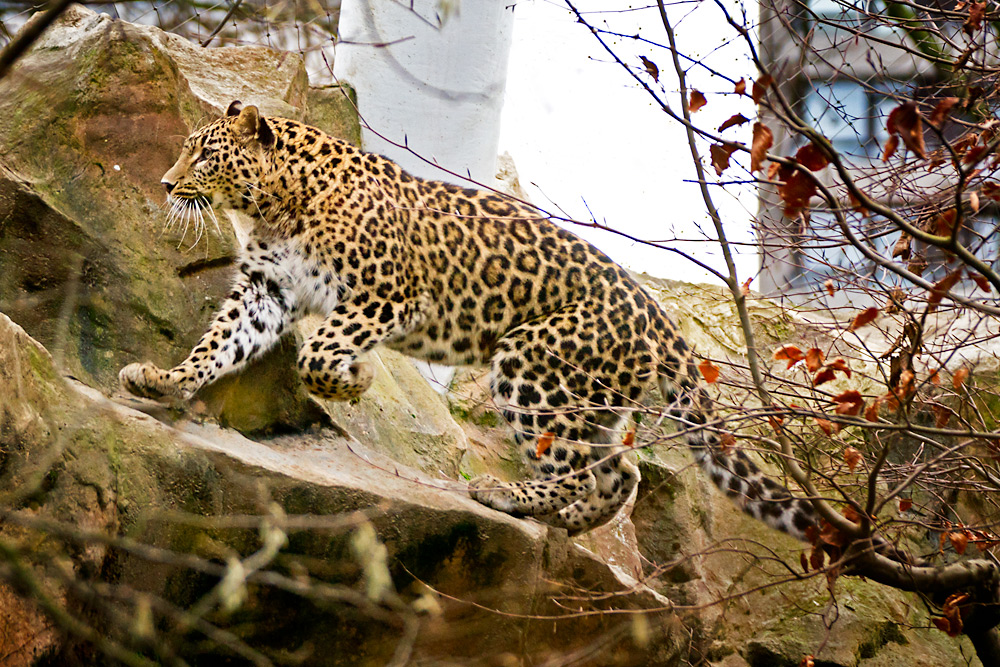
[197,147,215,163]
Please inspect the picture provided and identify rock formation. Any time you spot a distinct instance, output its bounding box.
[0,6,978,666]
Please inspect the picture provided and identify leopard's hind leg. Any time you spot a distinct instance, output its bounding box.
[469,305,641,534]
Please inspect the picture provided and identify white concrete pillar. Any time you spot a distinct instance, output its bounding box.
[333,0,515,185]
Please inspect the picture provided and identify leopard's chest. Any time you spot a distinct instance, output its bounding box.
[257,241,341,316]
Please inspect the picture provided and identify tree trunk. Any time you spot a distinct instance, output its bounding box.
[968,627,1000,665]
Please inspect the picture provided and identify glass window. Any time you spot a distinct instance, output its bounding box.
[806,0,902,43]
[804,79,904,158]
[805,81,869,155]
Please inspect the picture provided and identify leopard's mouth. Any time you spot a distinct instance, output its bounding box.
[166,192,211,209]
[162,194,219,250]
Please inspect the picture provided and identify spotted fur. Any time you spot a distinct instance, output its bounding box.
[120,102,818,537]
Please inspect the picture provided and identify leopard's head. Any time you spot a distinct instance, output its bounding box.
[161,101,275,217]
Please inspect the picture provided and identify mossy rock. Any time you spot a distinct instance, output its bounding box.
[0,5,359,435]
[0,311,681,665]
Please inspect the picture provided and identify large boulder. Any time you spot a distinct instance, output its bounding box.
[0,4,358,435]
[0,311,680,665]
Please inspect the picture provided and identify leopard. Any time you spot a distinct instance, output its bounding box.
[120,101,818,538]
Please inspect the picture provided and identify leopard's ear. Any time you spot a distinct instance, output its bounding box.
[234,105,275,148]
[226,100,243,117]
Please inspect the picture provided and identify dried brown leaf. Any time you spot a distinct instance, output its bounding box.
[933,209,958,237]
[885,287,906,314]
[719,113,751,133]
[809,543,825,571]
[881,134,900,162]
[935,592,970,637]
[844,446,862,472]
[536,432,555,458]
[969,269,991,292]
[932,404,954,428]
[887,103,926,159]
[773,344,805,369]
[805,348,825,373]
[710,143,737,176]
[930,97,961,128]
[953,46,974,71]
[949,530,970,555]
[842,505,862,523]
[895,369,916,399]
[827,357,852,379]
[892,232,912,260]
[639,55,659,82]
[778,165,816,217]
[813,367,837,386]
[849,307,879,331]
[907,253,928,276]
[865,396,883,422]
[766,161,781,181]
[796,142,829,171]
[820,519,848,547]
[698,359,720,383]
[927,268,962,312]
[690,90,707,113]
[815,418,839,435]
[963,142,988,165]
[971,530,998,552]
[751,122,773,173]
[964,1,986,36]
[751,74,773,104]
[833,390,865,417]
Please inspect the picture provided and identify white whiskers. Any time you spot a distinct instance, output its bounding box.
[243,182,274,226]
[161,195,222,251]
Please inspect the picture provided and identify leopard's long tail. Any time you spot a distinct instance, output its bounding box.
[660,376,818,541]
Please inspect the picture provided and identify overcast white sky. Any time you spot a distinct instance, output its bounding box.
[499,0,759,285]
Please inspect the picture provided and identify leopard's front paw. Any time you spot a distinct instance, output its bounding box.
[119,362,184,400]
[348,361,375,396]
[468,474,517,514]
[301,358,376,401]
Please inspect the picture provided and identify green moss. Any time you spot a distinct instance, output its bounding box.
[448,402,501,428]
[3,87,48,135]
[858,621,907,659]
[306,84,363,146]
[971,371,1000,431]
[26,345,58,384]
[449,403,470,421]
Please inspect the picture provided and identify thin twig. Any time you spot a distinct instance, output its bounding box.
[0,0,75,81]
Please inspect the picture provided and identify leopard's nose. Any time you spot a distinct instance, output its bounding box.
[162,179,175,194]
